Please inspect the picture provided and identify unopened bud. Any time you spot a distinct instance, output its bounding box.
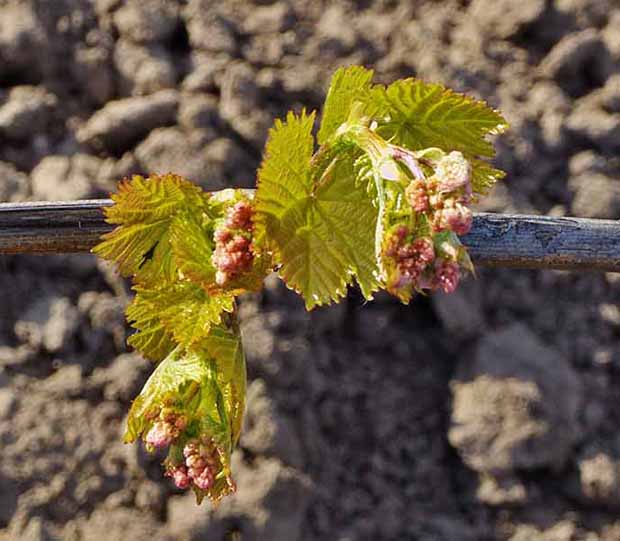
[226,200,254,230]
[434,260,460,294]
[166,464,191,489]
[145,421,174,448]
[193,468,215,491]
[405,180,430,213]
[438,201,472,235]
[435,151,471,194]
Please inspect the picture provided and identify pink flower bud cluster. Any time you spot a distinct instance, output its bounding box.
[166,464,191,489]
[145,410,187,449]
[165,438,220,491]
[383,226,435,291]
[436,198,473,236]
[383,227,462,295]
[212,200,255,286]
[433,259,460,294]
[401,151,473,237]
[405,180,430,213]
[382,150,476,298]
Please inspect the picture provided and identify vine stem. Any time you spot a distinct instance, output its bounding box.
[0,199,619,272]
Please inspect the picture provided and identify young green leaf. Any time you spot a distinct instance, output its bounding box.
[254,110,316,247]
[94,219,170,280]
[133,228,178,287]
[104,174,208,225]
[125,292,176,362]
[169,211,217,289]
[255,111,380,309]
[130,283,235,350]
[199,324,246,445]
[470,158,507,197]
[371,79,509,158]
[93,174,210,286]
[317,65,374,145]
[124,346,211,443]
[124,317,245,503]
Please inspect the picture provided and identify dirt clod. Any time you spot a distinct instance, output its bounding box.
[1,1,619,539]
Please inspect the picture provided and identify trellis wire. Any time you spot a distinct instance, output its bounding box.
[0,199,619,272]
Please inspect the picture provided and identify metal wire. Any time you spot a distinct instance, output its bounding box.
[1,199,619,272]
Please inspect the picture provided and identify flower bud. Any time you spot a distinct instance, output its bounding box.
[412,237,435,265]
[212,199,256,286]
[183,441,199,458]
[215,270,228,286]
[193,468,215,491]
[435,151,471,194]
[395,225,408,240]
[166,464,191,489]
[230,235,250,252]
[439,201,473,235]
[186,455,206,470]
[405,180,430,213]
[383,229,436,296]
[180,438,220,492]
[145,421,174,448]
[214,229,232,244]
[434,260,460,293]
[226,200,254,230]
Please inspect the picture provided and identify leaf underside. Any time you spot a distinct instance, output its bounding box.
[124,346,210,443]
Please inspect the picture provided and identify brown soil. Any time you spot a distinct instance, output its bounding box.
[1,0,619,539]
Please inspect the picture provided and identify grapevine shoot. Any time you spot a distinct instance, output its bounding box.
[93,66,508,503]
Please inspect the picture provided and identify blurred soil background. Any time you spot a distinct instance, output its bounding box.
[0,0,619,539]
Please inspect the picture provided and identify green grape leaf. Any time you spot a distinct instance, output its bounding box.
[94,219,169,279]
[133,228,177,287]
[124,346,211,443]
[371,79,509,158]
[221,349,245,447]
[125,317,245,503]
[318,65,374,145]
[104,174,208,225]
[169,211,216,289]
[202,326,243,384]
[470,158,507,197]
[125,345,235,454]
[199,324,246,445]
[162,286,235,348]
[254,110,316,247]
[126,292,176,362]
[130,283,235,350]
[93,174,210,285]
[255,111,380,309]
